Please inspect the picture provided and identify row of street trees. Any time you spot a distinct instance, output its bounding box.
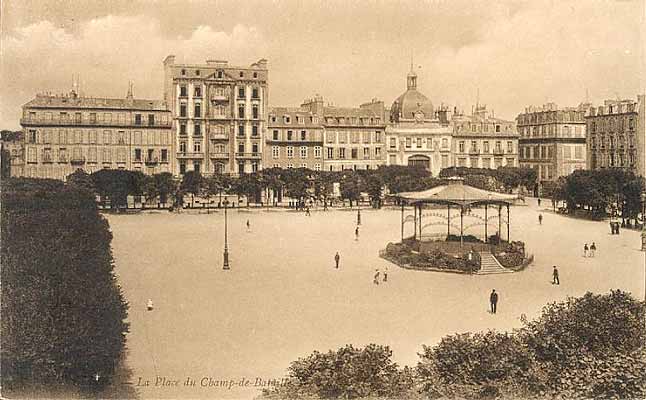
[543,169,646,224]
[67,165,538,210]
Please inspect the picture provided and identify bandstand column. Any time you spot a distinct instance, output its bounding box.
[484,204,488,243]
[507,204,511,242]
[414,203,417,240]
[498,205,502,241]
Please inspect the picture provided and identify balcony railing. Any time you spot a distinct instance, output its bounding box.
[145,157,159,165]
[20,117,171,128]
[176,152,204,159]
[211,94,228,101]
[493,149,504,155]
[469,149,480,155]
[42,157,54,164]
[235,152,261,159]
[210,152,229,159]
[210,133,228,140]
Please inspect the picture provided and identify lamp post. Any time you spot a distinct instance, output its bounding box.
[223,198,230,270]
[641,191,646,251]
[357,201,361,225]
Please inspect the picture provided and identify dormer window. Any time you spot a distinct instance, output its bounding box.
[217,70,223,79]
[239,71,244,78]
[253,72,258,78]
[181,69,186,76]
[270,115,277,123]
[284,116,291,124]
[195,70,200,76]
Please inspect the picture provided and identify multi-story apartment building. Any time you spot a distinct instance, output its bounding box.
[1,131,24,177]
[266,107,325,170]
[163,55,268,176]
[19,89,172,180]
[451,104,519,170]
[585,96,645,177]
[385,68,453,175]
[300,95,386,171]
[517,103,588,183]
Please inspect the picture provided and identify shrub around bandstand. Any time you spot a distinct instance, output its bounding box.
[382,236,528,273]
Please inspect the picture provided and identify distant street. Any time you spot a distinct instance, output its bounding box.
[109,200,645,399]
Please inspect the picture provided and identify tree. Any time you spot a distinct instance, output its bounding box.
[180,171,204,208]
[1,147,10,178]
[1,178,129,396]
[90,169,141,211]
[153,172,176,206]
[67,169,95,193]
[340,171,362,207]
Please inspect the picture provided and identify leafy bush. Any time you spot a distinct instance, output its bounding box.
[1,178,129,396]
[262,344,418,399]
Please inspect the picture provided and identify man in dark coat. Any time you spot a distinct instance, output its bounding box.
[552,266,560,285]
[334,252,340,269]
[490,289,498,314]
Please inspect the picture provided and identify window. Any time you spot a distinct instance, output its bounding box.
[363,147,370,158]
[134,114,142,125]
[270,115,277,123]
[103,131,111,144]
[301,130,306,140]
[180,163,186,174]
[238,125,245,136]
[287,130,293,141]
[507,141,513,153]
[459,141,465,153]
[315,163,321,171]
[194,123,201,136]
[194,141,201,152]
[375,131,382,142]
[193,162,200,174]
[252,143,259,154]
[339,148,346,159]
[252,87,259,99]
[484,141,490,153]
[179,142,187,153]
[442,138,448,148]
[161,149,168,162]
[405,138,411,148]
[238,105,245,119]
[195,103,201,118]
[300,146,307,158]
[180,123,187,135]
[495,125,500,133]
[194,86,201,97]
[375,147,381,157]
[102,148,111,163]
[75,112,82,123]
[180,85,187,96]
[495,141,502,153]
[314,146,321,158]
[238,143,245,153]
[217,70,223,79]
[252,125,259,136]
[135,148,142,161]
[239,71,244,78]
[272,146,279,158]
[180,104,187,117]
[238,87,245,98]
[89,130,97,144]
[287,146,294,158]
[28,130,37,143]
[104,113,113,123]
[272,130,279,140]
[284,116,291,124]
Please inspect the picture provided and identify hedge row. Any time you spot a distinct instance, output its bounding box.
[1,178,130,397]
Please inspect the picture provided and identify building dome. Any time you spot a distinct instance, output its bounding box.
[390,68,434,123]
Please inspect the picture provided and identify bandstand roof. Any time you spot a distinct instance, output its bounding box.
[395,178,520,207]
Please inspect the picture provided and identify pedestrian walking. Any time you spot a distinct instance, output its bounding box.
[538,198,541,207]
[538,214,543,225]
[590,242,596,257]
[552,266,560,285]
[306,206,311,216]
[246,219,251,231]
[583,243,589,257]
[147,299,154,311]
[373,269,380,285]
[383,268,388,283]
[334,252,340,269]
[355,226,359,241]
[489,289,498,314]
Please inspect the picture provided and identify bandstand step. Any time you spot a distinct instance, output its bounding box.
[477,252,513,275]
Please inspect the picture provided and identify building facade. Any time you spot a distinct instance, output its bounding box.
[451,105,519,170]
[585,96,645,177]
[300,95,386,171]
[19,89,172,180]
[266,107,325,170]
[385,68,453,176]
[163,55,268,176]
[1,131,24,177]
[517,103,587,183]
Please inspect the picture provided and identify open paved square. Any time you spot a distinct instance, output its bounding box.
[108,199,645,399]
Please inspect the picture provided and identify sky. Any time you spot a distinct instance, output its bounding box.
[1,0,644,129]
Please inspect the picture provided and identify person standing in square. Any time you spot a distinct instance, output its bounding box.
[552,266,560,285]
[489,290,498,314]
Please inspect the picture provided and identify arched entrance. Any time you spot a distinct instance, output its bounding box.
[408,154,431,170]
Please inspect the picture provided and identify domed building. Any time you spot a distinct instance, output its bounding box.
[390,69,435,123]
[386,66,453,176]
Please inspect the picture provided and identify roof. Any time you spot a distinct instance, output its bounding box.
[391,89,434,122]
[322,107,380,118]
[394,179,520,206]
[24,94,168,111]
[268,107,323,128]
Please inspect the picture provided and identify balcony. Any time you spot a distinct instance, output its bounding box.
[145,157,159,165]
[176,152,204,159]
[235,152,261,159]
[210,133,228,140]
[210,152,229,159]
[493,149,504,155]
[70,156,86,165]
[20,117,171,128]
[211,94,228,101]
[469,148,480,155]
[42,157,54,164]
